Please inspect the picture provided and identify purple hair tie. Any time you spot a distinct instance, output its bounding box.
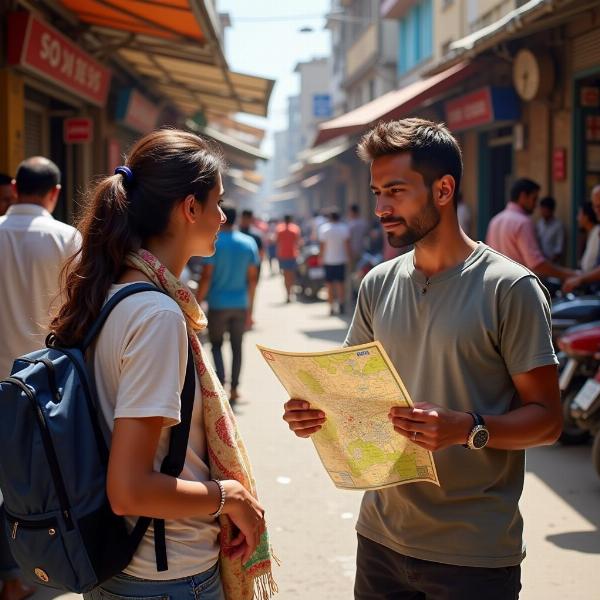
[114,166,133,186]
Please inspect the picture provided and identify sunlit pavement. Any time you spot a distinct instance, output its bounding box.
[25,267,600,600]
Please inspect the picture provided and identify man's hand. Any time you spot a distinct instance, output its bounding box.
[388,402,472,451]
[563,275,584,294]
[283,399,326,438]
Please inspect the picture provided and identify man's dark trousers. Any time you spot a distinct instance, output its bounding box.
[354,534,521,600]
[207,308,246,389]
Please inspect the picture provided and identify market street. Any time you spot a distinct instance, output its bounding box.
[34,270,600,600]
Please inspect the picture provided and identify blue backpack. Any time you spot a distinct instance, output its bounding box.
[0,283,195,593]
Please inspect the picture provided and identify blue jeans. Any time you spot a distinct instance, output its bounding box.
[84,562,225,600]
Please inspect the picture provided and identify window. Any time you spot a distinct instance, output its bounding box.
[398,0,433,75]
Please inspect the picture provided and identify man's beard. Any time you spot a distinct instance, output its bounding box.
[381,191,441,248]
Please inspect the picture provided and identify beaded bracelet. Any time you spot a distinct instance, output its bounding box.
[209,479,226,518]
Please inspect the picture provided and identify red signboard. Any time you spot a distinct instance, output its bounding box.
[8,12,111,107]
[121,90,161,134]
[64,118,94,144]
[444,88,494,132]
[553,148,566,181]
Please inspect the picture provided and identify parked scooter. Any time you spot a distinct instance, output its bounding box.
[567,363,600,479]
[551,295,600,348]
[556,322,600,444]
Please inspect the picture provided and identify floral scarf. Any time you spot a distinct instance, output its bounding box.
[125,249,277,600]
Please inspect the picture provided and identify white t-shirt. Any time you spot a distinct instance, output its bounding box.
[319,222,350,265]
[581,225,600,272]
[92,285,220,579]
[0,204,80,378]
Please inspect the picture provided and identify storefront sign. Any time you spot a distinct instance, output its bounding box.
[581,87,600,108]
[64,118,93,143]
[553,148,566,181]
[115,88,161,134]
[7,12,111,107]
[444,87,519,132]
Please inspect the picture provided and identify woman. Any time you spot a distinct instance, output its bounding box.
[50,130,275,600]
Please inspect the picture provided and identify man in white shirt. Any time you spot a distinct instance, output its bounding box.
[578,201,600,272]
[536,196,565,263]
[319,209,351,315]
[0,157,80,378]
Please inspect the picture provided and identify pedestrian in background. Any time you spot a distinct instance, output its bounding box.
[486,178,574,281]
[577,201,599,272]
[536,196,565,263]
[49,129,271,599]
[284,118,561,600]
[197,204,259,404]
[0,157,80,378]
[0,174,16,217]
[275,215,301,303]
[319,208,350,315]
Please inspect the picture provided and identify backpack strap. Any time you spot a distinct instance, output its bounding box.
[81,283,164,352]
[80,283,197,573]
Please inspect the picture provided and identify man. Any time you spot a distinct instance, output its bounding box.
[577,201,600,272]
[0,157,80,378]
[564,184,600,291]
[0,174,16,216]
[319,209,351,315]
[486,179,574,280]
[0,157,79,600]
[197,204,259,404]
[283,119,561,599]
[347,204,369,265]
[536,196,565,262]
[275,215,301,303]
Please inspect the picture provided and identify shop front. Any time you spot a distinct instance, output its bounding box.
[444,86,520,239]
[5,11,111,223]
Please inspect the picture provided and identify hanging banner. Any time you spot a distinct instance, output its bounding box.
[8,11,111,106]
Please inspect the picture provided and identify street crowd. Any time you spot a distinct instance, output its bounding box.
[0,118,596,599]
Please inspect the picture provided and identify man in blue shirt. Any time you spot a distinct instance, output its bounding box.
[197,204,260,404]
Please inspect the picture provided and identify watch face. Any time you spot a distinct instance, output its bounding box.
[473,428,489,449]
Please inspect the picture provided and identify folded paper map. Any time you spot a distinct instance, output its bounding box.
[258,341,439,490]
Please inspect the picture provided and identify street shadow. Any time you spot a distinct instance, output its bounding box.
[525,444,600,554]
[301,328,348,344]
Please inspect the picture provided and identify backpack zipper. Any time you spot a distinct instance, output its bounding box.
[3,377,74,531]
[4,511,57,540]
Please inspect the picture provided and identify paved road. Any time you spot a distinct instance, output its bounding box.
[28,270,600,600]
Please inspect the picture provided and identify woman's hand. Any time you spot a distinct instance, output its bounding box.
[283,399,326,437]
[220,480,266,564]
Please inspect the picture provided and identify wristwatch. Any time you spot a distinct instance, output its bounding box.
[464,412,489,450]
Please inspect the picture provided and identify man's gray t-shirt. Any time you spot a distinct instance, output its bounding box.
[345,243,557,568]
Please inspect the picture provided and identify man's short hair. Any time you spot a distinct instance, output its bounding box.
[284,215,292,223]
[15,157,61,196]
[241,209,253,219]
[581,201,598,224]
[350,204,360,214]
[539,196,556,211]
[357,118,463,203]
[221,204,237,225]
[510,178,540,202]
[329,209,340,222]
[0,173,13,186]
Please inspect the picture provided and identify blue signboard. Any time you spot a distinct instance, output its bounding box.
[313,94,332,118]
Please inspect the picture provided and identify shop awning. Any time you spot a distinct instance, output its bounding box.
[298,137,354,165]
[313,61,476,146]
[59,0,274,117]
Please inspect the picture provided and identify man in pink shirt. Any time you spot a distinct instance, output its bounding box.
[276,215,302,302]
[486,178,574,280]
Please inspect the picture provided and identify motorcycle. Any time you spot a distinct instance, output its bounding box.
[551,295,600,348]
[295,243,325,299]
[565,360,600,479]
[556,322,600,445]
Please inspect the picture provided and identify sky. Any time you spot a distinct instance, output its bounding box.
[216,0,332,152]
